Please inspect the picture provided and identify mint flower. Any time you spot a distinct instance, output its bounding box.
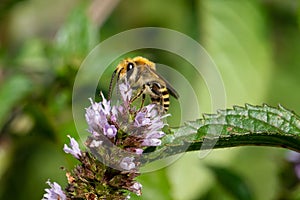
[85,81,169,151]
[44,80,170,199]
[134,112,151,127]
[142,131,165,146]
[103,124,117,138]
[42,180,66,200]
[63,135,82,159]
[85,95,110,133]
[142,138,162,146]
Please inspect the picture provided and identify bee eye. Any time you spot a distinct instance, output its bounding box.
[127,63,134,71]
[125,62,135,79]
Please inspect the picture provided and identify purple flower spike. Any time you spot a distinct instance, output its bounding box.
[111,106,118,122]
[134,104,170,132]
[103,124,117,138]
[134,112,151,127]
[142,138,162,146]
[100,92,111,115]
[146,131,165,139]
[85,99,108,133]
[42,180,66,200]
[63,135,82,159]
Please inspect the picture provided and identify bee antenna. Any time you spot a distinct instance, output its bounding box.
[108,70,117,100]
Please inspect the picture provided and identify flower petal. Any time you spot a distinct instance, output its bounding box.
[42,180,66,200]
[63,135,82,159]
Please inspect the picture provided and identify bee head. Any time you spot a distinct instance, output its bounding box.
[116,57,155,80]
[115,58,135,80]
[108,56,156,99]
[132,56,155,70]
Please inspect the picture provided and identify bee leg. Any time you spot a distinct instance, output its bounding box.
[129,85,145,103]
[140,93,146,108]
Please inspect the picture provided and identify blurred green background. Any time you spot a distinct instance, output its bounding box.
[1,0,300,199]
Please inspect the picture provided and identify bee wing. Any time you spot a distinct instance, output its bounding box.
[148,67,180,99]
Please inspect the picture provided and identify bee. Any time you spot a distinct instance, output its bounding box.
[108,56,179,112]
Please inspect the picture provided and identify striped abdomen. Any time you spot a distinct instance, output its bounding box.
[150,86,170,112]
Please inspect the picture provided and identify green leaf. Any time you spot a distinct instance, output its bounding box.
[54,3,98,65]
[201,0,272,106]
[145,104,300,162]
[206,165,254,200]
[0,75,32,129]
